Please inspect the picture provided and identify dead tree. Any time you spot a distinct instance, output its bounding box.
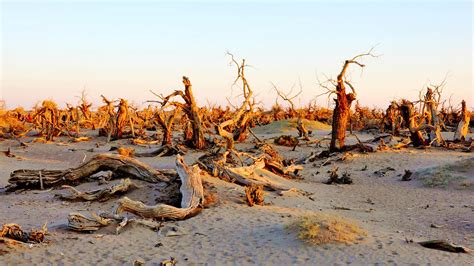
[155,108,179,145]
[454,100,470,141]
[400,100,434,146]
[424,87,445,146]
[381,101,400,135]
[159,77,206,149]
[272,82,309,140]
[217,53,254,150]
[318,48,376,152]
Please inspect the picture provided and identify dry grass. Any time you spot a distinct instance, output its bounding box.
[287,213,367,245]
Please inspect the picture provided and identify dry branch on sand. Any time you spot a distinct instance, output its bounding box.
[66,154,204,232]
[245,184,264,206]
[0,223,47,244]
[115,155,204,220]
[7,154,173,190]
[57,178,140,201]
[418,240,471,253]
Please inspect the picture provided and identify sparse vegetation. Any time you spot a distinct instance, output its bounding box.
[286,213,367,245]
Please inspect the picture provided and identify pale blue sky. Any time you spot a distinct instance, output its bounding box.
[1,1,472,109]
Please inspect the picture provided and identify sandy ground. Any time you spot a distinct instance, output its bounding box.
[0,128,473,265]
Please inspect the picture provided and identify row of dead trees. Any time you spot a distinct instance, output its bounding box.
[1,51,472,152]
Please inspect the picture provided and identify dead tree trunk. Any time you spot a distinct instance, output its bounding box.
[382,101,400,135]
[158,77,206,149]
[217,53,254,151]
[7,154,173,190]
[454,100,470,141]
[116,155,204,220]
[155,109,179,146]
[424,88,445,146]
[400,100,434,147]
[329,50,376,152]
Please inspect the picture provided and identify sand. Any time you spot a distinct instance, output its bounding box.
[0,128,473,265]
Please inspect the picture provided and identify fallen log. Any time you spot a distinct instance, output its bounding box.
[135,145,184,157]
[57,178,140,201]
[418,240,471,253]
[68,212,113,232]
[7,154,173,190]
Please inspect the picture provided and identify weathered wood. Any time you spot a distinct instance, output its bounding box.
[8,154,172,190]
[134,145,183,157]
[418,240,471,253]
[115,155,204,220]
[329,50,375,152]
[245,184,264,206]
[0,223,47,243]
[57,178,140,201]
[68,212,113,232]
[454,100,470,141]
[424,88,445,146]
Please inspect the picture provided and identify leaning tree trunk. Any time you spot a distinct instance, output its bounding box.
[183,77,206,149]
[454,100,470,141]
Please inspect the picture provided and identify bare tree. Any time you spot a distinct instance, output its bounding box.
[317,48,377,152]
[216,53,254,150]
[157,77,206,149]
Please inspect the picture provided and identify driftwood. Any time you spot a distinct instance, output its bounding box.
[57,178,140,201]
[68,212,113,231]
[454,100,470,141]
[115,155,204,220]
[418,240,471,253]
[7,154,173,190]
[274,135,299,147]
[223,159,293,192]
[68,212,163,233]
[0,223,47,243]
[245,184,264,206]
[135,145,184,157]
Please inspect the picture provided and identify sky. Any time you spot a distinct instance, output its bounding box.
[1,0,472,110]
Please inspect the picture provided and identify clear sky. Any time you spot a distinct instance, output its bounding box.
[1,0,472,110]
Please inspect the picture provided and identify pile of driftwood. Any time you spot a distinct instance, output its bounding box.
[4,136,304,234]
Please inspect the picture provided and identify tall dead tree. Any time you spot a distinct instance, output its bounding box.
[217,53,254,150]
[424,87,445,146]
[319,49,376,152]
[159,77,206,149]
[454,100,470,141]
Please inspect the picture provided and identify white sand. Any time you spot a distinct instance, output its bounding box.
[0,130,473,265]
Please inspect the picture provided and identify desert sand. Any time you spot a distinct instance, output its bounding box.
[0,127,472,265]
